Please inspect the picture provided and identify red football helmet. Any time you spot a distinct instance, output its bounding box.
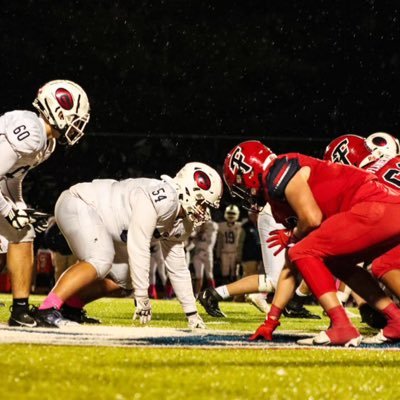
[323,134,381,168]
[223,140,276,211]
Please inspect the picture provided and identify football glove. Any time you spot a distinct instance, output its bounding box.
[5,208,31,230]
[25,209,52,234]
[133,297,152,324]
[187,312,206,329]
[248,318,280,341]
[266,229,298,256]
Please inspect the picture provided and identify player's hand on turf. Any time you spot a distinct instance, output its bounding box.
[133,297,152,324]
[248,318,280,341]
[187,312,206,329]
[266,229,298,256]
[5,208,31,230]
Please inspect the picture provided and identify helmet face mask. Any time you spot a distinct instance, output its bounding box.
[366,132,400,159]
[223,141,276,213]
[324,134,382,168]
[172,162,223,227]
[33,80,90,146]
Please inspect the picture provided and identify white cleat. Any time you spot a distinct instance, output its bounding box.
[297,330,362,347]
[246,293,270,314]
[362,330,390,344]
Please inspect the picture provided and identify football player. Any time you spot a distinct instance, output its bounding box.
[216,205,242,283]
[0,80,90,327]
[223,140,400,346]
[192,210,218,297]
[33,162,223,329]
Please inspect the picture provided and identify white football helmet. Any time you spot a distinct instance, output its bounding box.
[33,80,90,146]
[224,204,240,222]
[166,162,223,226]
[366,132,400,158]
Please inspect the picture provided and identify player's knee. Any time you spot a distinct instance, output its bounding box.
[371,260,398,279]
[88,259,113,280]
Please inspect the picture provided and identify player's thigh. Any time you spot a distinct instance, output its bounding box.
[290,202,400,260]
[107,262,132,290]
[55,191,115,267]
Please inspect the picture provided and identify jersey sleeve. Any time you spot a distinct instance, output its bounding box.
[160,240,197,314]
[127,188,159,298]
[266,156,301,201]
[3,111,46,155]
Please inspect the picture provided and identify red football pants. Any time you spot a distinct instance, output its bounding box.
[288,202,400,297]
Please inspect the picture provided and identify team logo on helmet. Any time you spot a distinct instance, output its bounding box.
[55,88,74,110]
[194,170,211,190]
[331,138,351,165]
[229,147,252,174]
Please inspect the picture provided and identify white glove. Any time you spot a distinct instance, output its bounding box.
[187,313,206,330]
[133,297,152,324]
[5,208,30,230]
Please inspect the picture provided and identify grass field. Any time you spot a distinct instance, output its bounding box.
[0,294,399,400]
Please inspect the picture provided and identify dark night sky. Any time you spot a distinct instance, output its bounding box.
[2,1,400,139]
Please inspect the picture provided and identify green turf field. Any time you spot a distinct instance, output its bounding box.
[0,294,399,400]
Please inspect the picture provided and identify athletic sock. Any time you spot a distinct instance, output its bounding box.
[39,292,64,310]
[381,303,400,321]
[215,285,230,299]
[327,305,352,327]
[64,295,86,309]
[13,298,29,312]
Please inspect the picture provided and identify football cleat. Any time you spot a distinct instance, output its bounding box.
[32,307,79,328]
[283,300,321,319]
[8,306,37,328]
[362,331,390,345]
[60,305,101,324]
[246,293,270,314]
[297,325,362,347]
[198,288,226,317]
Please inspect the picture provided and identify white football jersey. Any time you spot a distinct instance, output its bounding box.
[217,221,242,254]
[194,220,218,253]
[0,110,55,215]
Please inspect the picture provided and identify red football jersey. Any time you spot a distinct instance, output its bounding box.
[365,155,400,191]
[262,153,400,227]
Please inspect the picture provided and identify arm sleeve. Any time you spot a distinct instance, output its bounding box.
[127,188,158,298]
[0,137,20,216]
[267,157,301,201]
[161,240,197,314]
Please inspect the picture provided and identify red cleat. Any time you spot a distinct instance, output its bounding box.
[248,318,280,341]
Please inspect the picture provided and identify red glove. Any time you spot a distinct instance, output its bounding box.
[266,229,298,256]
[248,318,281,341]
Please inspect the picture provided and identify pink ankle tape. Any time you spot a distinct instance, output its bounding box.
[39,292,64,310]
[65,295,86,309]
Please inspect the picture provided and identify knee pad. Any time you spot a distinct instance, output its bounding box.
[258,274,274,293]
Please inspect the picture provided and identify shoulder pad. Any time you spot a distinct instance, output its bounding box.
[267,156,300,200]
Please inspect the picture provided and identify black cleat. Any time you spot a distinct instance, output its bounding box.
[359,303,387,329]
[283,300,321,319]
[198,288,226,318]
[8,306,38,327]
[32,307,79,328]
[60,305,101,324]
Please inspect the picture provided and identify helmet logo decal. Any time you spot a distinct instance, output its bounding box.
[331,138,351,165]
[229,147,252,174]
[55,88,74,110]
[194,171,211,190]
